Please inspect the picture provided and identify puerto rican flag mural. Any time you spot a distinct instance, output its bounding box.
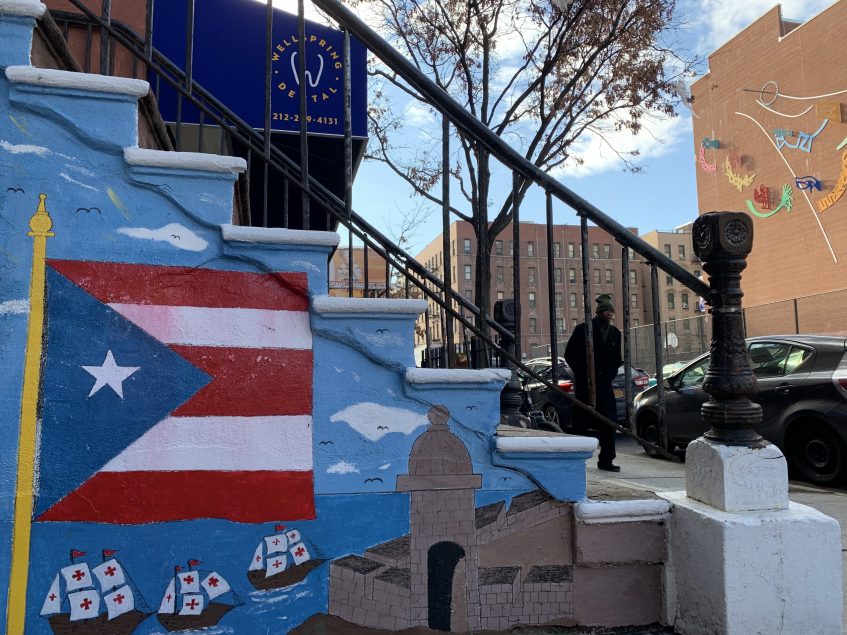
[34,260,314,523]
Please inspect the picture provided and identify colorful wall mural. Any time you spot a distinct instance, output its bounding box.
[0,5,668,634]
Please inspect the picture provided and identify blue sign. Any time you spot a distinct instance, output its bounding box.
[152,0,367,137]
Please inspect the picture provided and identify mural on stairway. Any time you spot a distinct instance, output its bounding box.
[0,4,663,633]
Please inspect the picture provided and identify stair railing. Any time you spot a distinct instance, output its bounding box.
[40,0,720,460]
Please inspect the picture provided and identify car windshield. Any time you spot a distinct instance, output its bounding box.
[678,357,710,388]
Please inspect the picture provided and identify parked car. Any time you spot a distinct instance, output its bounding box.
[521,357,649,431]
[631,335,847,485]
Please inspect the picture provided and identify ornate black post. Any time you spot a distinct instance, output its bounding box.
[494,299,528,428]
[692,212,763,445]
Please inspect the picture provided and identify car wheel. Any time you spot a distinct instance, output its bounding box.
[637,413,670,458]
[543,405,562,429]
[790,422,846,485]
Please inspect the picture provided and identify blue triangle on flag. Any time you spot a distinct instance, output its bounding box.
[35,266,211,518]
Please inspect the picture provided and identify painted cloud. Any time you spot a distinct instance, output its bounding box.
[116,223,209,252]
[330,402,428,442]
[327,460,359,474]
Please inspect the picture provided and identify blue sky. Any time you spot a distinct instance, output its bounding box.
[266,0,836,251]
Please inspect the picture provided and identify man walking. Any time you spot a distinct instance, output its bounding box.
[565,294,622,472]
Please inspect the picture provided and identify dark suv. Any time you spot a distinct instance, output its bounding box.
[522,357,650,431]
[631,335,847,485]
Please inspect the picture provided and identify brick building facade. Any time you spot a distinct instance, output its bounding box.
[691,1,847,324]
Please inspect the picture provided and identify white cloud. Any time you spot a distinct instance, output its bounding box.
[405,102,436,128]
[327,460,359,474]
[378,463,391,470]
[0,140,49,155]
[330,402,428,441]
[116,223,209,252]
[556,112,690,179]
[0,299,28,315]
[692,0,834,54]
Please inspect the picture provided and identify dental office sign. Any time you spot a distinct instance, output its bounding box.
[153,0,367,137]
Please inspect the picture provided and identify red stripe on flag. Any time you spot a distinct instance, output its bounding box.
[48,260,309,311]
[171,347,313,416]
[37,470,316,523]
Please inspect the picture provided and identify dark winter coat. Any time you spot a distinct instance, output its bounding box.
[564,317,622,425]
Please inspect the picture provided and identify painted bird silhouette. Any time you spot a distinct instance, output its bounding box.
[364,477,384,484]
[75,207,101,214]
[318,440,334,446]
[6,187,24,193]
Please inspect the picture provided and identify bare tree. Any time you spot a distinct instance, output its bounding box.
[352,0,695,337]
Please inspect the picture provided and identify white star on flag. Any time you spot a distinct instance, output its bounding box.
[81,350,140,398]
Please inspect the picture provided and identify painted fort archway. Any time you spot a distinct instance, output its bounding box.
[427,541,466,631]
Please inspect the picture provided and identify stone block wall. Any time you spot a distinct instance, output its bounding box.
[477,564,574,630]
[328,556,411,630]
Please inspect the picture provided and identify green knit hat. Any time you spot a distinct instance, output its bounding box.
[595,293,614,314]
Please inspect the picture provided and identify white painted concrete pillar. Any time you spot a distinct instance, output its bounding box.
[661,438,842,635]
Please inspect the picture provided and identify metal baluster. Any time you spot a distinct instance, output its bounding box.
[100,0,111,75]
[442,116,454,367]
[347,229,353,298]
[144,0,155,61]
[622,246,632,431]
[545,191,558,376]
[283,178,289,227]
[580,215,595,408]
[424,306,432,367]
[175,93,183,149]
[385,257,390,298]
[198,111,205,153]
[297,0,310,229]
[262,0,274,227]
[405,273,410,299]
[183,0,195,93]
[651,263,666,447]
[363,241,370,296]
[343,27,353,272]
[84,24,92,73]
[511,173,522,362]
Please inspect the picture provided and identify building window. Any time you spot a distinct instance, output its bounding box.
[567,243,575,258]
[667,293,675,310]
[556,318,564,334]
[631,293,638,308]
[683,318,691,334]
[679,244,686,260]
[568,268,576,284]
[527,241,535,257]
[605,268,612,284]
[528,291,536,309]
[633,318,640,327]
[497,291,504,300]
[666,274,673,286]
[529,318,537,334]
[593,269,600,284]
[569,293,577,308]
[629,270,637,285]
[554,268,562,283]
[495,240,502,255]
[555,292,563,308]
[464,289,472,300]
[452,240,456,256]
[496,266,504,283]
[463,238,471,254]
[603,243,611,259]
[509,241,514,256]
[592,243,600,259]
[571,318,578,329]
[528,267,536,284]
[553,242,561,258]
[664,244,672,258]
[464,264,472,281]
[682,293,689,310]
[628,248,635,260]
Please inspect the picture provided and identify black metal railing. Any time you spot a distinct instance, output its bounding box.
[41,0,714,460]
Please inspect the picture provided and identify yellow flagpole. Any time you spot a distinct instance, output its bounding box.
[6,194,54,635]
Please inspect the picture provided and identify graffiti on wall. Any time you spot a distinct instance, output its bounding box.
[774,119,828,153]
[724,156,756,191]
[817,150,847,212]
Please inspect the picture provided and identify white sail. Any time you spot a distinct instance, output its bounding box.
[201,571,231,600]
[290,541,311,565]
[68,589,100,622]
[265,553,288,578]
[264,533,288,554]
[61,562,93,593]
[285,529,302,543]
[159,578,176,614]
[104,584,135,620]
[40,574,62,616]
[177,570,200,594]
[248,543,264,571]
[179,593,205,616]
[93,558,126,591]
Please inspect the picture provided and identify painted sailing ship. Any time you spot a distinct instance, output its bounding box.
[40,549,152,635]
[247,524,325,590]
[157,560,241,631]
